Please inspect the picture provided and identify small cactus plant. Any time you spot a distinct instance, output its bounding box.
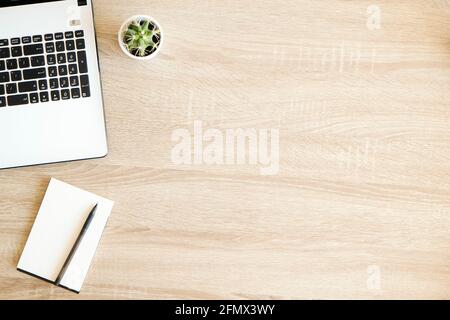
[123,18,161,57]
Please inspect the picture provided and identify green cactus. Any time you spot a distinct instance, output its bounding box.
[124,19,161,57]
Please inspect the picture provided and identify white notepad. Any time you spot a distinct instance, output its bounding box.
[17,178,114,293]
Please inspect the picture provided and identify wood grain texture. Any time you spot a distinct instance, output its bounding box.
[1,0,450,299]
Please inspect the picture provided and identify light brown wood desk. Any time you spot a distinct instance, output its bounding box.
[1,0,450,299]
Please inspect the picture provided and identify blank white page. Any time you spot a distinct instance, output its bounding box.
[17,178,114,293]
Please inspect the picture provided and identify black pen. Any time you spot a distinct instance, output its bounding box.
[55,204,98,286]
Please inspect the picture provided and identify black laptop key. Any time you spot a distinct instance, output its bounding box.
[71,88,81,99]
[77,51,88,73]
[7,59,18,70]
[67,52,77,63]
[47,54,56,65]
[0,60,5,71]
[48,66,57,77]
[11,71,22,82]
[0,96,6,107]
[11,46,22,57]
[57,53,66,64]
[0,84,4,95]
[0,39,8,47]
[58,65,68,76]
[65,31,74,39]
[22,36,31,44]
[0,72,10,83]
[55,33,64,40]
[30,92,39,103]
[40,91,49,102]
[81,89,91,99]
[80,74,89,86]
[31,55,45,67]
[44,34,54,41]
[70,76,79,87]
[24,44,44,56]
[60,77,69,88]
[7,94,29,106]
[33,35,43,43]
[5,83,16,96]
[23,67,46,80]
[0,47,10,59]
[75,30,84,38]
[39,80,48,90]
[66,40,75,51]
[69,64,78,75]
[11,38,20,45]
[46,42,55,53]
[18,81,38,93]
[61,89,70,100]
[6,83,17,94]
[76,38,85,50]
[80,75,90,97]
[56,41,65,52]
[51,90,60,101]
[19,57,30,68]
[49,78,59,89]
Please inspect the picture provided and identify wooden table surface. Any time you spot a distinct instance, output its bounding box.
[1,0,450,299]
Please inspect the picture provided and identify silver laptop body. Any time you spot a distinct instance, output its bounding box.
[0,0,107,169]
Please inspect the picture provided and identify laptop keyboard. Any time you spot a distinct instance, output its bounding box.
[0,30,91,108]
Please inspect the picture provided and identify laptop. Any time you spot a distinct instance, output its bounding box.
[0,0,108,169]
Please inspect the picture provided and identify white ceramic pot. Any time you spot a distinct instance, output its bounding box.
[118,15,163,60]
